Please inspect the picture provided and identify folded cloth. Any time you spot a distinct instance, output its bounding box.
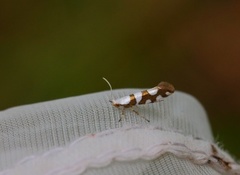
[0,89,239,175]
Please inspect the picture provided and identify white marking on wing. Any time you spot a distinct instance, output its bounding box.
[156,95,163,102]
[147,88,158,95]
[114,96,131,105]
[166,92,171,96]
[146,99,151,104]
[134,92,142,104]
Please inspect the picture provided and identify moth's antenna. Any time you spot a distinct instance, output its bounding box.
[102,77,113,101]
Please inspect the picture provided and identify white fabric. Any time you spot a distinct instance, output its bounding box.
[0,90,239,175]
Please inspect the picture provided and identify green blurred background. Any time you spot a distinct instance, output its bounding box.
[0,1,239,158]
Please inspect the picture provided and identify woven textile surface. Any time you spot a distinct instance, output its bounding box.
[0,90,239,175]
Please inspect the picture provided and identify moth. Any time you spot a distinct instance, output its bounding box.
[103,78,175,122]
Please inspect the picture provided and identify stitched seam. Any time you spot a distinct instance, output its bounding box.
[0,126,239,175]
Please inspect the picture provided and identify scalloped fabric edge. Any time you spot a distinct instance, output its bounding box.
[0,126,239,175]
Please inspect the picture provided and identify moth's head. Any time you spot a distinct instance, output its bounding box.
[157,82,175,97]
[109,100,120,107]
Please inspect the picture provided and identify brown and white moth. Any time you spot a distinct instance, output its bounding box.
[103,78,175,122]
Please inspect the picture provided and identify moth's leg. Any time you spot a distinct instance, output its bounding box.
[130,107,150,122]
[118,108,126,122]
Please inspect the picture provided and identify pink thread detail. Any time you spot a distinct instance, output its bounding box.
[0,126,239,175]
